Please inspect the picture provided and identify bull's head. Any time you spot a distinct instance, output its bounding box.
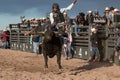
[38,26,61,42]
[44,27,55,42]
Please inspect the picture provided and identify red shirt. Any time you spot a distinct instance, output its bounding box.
[2,32,8,42]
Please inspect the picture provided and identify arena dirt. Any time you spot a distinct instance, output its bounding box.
[0,49,120,80]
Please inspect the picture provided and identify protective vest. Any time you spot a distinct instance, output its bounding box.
[53,12,65,24]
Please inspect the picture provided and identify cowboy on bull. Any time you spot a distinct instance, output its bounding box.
[40,0,77,49]
[49,0,77,30]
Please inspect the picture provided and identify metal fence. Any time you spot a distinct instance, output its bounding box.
[72,26,91,59]
[9,22,120,65]
[105,25,120,65]
[9,23,35,52]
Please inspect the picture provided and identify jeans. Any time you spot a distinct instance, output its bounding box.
[67,43,71,55]
[3,41,8,49]
[91,47,99,57]
[73,25,78,36]
[33,41,39,54]
[64,43,71,57]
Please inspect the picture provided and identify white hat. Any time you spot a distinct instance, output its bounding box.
[42,17,45,20]
[22,18,26,21]
[105,7,110,11]
[3,29,6,31]
[63,12,67,14]
[88,10,92,13]
[31,18,36,20]
[91,28,96,32]
[36,18,40,20]
[31,18,34,19]
[114,8,119,12]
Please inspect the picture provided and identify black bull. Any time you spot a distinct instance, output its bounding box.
[42,27,63,70]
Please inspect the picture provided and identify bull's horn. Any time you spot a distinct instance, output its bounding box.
[38,32,45,34]
[54,31,59,34]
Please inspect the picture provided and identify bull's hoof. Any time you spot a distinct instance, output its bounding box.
[55,69,64,74]
[58,68,64,73]
[44,68,49,73]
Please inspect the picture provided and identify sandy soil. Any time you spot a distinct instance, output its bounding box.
[0,48,120,80]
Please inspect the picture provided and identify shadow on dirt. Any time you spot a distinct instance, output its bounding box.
[69,61,113,75]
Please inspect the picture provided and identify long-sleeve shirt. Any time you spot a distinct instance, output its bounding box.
[50,3,74,24]
[2,32,8,42]
[90,33,98,47]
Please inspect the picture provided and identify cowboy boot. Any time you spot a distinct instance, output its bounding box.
[88,56,93,62]
[94,56,100,62]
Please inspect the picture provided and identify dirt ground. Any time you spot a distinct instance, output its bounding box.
[0,48,120,80]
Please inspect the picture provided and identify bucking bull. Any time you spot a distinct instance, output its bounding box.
[25,26,64,72]
[41,26,64,72]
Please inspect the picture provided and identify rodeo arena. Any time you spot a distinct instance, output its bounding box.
[1,1,120,80]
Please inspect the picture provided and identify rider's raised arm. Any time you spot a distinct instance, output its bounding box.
[60,0,77,13]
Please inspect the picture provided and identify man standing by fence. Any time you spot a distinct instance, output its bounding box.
[88,28,100,62]
[2,29,9,49]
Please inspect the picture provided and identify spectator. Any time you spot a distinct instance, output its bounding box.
[88,28,100,62]
[63,29,69,60]
[25,26,41,55]
[113,8,120,24]
[73,19,79,36]
[63,12,70,24]
[103,7,111,26]
[76,12,86,26]
[68,30,74,58]
[114,30,120,65]
[109,7,115,24]
[2,29,9,49]
[86,10,94,26]
[103,7,115,32]
[94,10,100,17]
[113,8,119,15]
[31,29,40,55]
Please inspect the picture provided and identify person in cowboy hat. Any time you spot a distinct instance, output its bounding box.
[88,28,100,62]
